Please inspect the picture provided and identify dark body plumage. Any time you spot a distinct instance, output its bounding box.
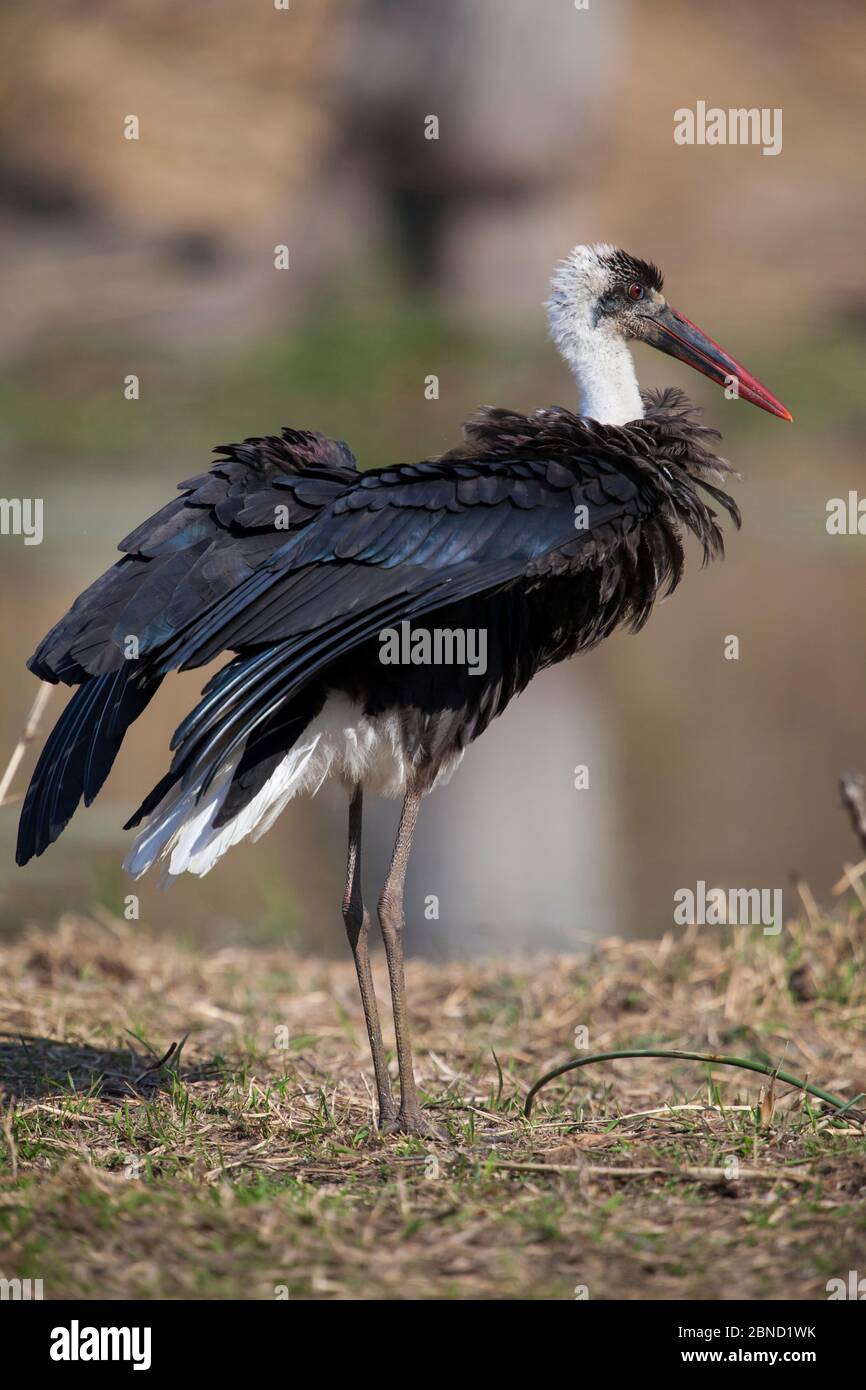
[16,387,737,869]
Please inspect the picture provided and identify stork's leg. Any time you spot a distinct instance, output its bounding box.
[377,789,441,1138]
[343,785,397,1128]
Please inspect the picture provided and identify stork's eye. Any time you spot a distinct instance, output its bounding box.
[627,282,645,301]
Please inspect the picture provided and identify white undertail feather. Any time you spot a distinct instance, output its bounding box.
[547,242,645,427]
[123,694,465,881]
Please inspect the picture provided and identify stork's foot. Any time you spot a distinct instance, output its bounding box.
[382,1105,448,1142]
[377,1098,399,1130]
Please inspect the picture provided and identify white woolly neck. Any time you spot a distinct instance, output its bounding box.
[556,326,644,427]
[547,244,645,427]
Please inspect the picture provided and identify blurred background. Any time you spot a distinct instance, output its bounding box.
[1,0,864,956]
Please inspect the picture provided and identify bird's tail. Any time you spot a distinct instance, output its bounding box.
[121,686,331,881]
[16,668,161,865]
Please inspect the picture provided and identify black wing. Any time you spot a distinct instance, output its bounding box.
[18,401,734,863]
[16,429,358,863]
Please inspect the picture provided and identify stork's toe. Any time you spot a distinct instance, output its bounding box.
[382,1106,448,1142]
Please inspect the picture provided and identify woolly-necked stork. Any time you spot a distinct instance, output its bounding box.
[16,245,790,1135]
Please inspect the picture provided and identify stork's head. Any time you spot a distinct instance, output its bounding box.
[548,243,791,425]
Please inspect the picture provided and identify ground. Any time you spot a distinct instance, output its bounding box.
[0,905,865,1301]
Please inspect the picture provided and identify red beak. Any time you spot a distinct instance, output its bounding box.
[643,304,792,421]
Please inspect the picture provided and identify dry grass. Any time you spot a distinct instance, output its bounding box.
[1,902,865,1300]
